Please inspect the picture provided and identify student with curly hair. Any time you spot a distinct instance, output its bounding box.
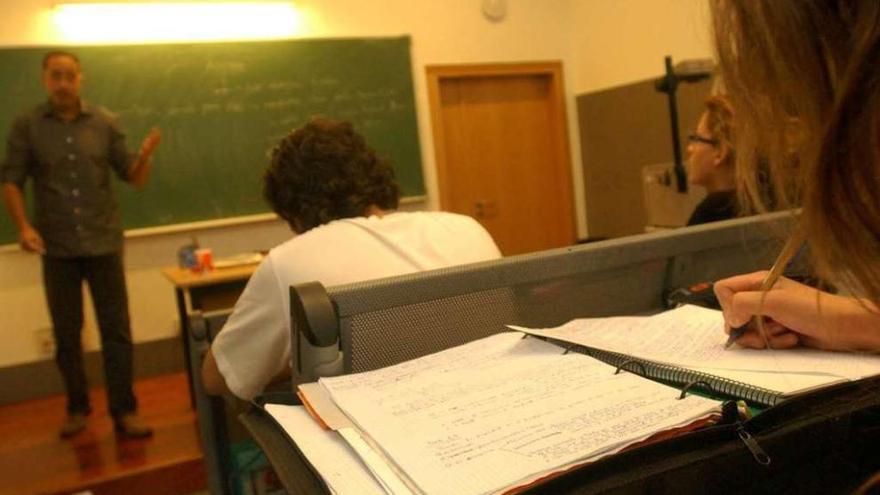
[202,118,501,399]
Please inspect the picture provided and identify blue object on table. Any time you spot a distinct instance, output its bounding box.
[177,243,199,269]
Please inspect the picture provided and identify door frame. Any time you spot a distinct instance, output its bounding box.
[425,61,574,237]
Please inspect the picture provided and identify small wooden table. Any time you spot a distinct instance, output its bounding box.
[162,264,258,406]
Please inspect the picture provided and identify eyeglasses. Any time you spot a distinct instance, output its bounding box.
[687,133,718,146]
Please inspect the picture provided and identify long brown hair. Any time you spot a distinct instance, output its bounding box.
[711,1,880,302]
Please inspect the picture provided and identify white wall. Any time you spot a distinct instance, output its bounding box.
[0,0,714,369]
[570,0,713,94]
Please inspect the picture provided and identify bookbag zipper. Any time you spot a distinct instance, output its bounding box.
[736,424,771,466]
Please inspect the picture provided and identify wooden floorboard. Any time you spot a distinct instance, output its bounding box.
[0,372,206,495]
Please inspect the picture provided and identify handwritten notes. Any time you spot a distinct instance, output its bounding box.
[511,305,880,394]
[318,332,718,495]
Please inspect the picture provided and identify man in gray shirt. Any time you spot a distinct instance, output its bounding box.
[1,51,161,438]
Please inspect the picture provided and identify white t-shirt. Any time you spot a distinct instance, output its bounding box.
[212,211,502,399]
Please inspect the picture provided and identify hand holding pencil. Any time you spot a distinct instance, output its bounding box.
[722,235,806,349]
[714,272,812,349]
[713,240,880,352]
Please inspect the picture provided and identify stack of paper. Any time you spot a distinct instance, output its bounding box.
[272,332,719,495]
[266,305,880,493]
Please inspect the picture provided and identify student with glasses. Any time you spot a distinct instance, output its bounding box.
[685,95,738,226]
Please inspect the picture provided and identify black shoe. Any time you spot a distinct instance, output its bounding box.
[59,413,88,438]
[114,414,153,439]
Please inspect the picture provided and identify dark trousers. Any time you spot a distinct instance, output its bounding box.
[42,253,137,418]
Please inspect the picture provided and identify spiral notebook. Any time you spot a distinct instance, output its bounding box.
[293,331,721,495]
[264,306,880,494]
[509,304,880,407]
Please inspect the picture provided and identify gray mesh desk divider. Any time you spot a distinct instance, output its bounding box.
[245,211,795,494]
[187,310,235,495]
[296,211,791,380]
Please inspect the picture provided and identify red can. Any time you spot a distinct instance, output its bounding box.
[194,248,214,272]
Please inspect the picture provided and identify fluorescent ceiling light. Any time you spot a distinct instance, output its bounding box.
[53,2,304,43]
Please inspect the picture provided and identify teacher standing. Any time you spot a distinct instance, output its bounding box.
[0,51,161,438]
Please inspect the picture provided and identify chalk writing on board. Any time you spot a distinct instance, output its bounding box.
[115,84,408,136]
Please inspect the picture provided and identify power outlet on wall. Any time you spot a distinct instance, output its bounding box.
[35,327,55,357]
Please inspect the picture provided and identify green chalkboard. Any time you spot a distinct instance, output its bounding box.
[0,37,423,245]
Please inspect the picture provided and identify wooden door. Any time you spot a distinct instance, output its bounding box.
[427,62,575,256]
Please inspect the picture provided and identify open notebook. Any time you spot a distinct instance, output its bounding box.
[264,305,880,494]
[283,332,720,495]
[510,304,880,407]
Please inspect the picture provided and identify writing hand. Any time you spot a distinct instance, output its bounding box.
[714,271,880,351]
[19,224,45,255]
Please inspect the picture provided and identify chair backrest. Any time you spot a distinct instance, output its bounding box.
[188,309,233,495]
[291,212,795,379]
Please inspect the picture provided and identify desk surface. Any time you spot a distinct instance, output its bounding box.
[161,264,258,289]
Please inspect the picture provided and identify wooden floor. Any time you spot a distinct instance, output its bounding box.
[0,372,206,495]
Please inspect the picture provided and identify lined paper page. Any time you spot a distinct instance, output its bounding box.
[511,305,880,387]
[319,332,718,495]
[264,404,386,495]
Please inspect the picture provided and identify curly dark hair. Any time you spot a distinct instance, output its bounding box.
[263,118,400,233]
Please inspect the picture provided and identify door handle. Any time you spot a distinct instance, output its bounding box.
[474,199,498,219]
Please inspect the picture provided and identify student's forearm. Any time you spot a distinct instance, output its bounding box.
[1,183,30,230]
[837,297,880,351]
[202,347,291,398]
[201,349,233,396]
[267,365,293,388]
